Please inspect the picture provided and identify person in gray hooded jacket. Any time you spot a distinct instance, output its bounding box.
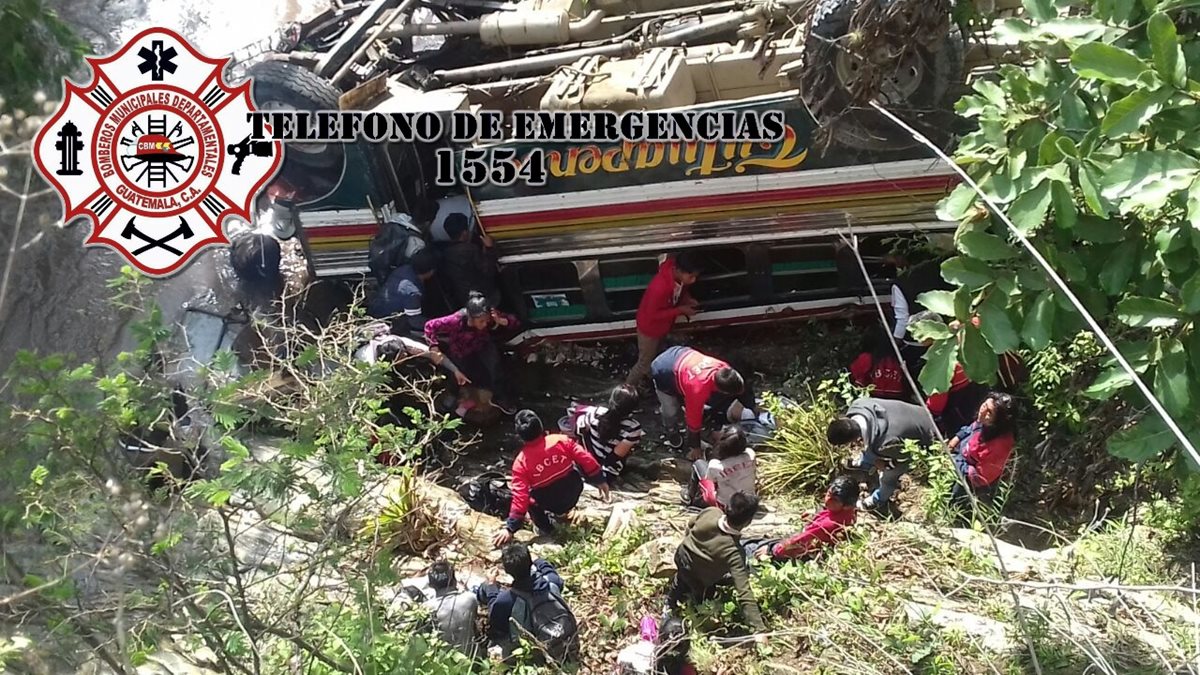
[424,561,480,658]
[826,397,938,514]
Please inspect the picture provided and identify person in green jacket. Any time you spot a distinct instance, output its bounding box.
[665,491,766,638]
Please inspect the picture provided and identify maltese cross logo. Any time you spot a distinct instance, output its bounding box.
[33,27,282,277]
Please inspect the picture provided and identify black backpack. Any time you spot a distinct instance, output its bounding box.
[510,585,579,662]
[457,471,512,518]
[368,216,426,285]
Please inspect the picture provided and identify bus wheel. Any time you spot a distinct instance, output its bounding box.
[249,61,345,171]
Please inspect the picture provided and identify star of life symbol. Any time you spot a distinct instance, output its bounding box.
[33,27,282,277]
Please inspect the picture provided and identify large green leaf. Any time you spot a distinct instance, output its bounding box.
[978,293,1020,352]
[1181,272,1200,313]
[960,323,999,383]
[937,184,978,222]
[1187,179,1200,229]
[1085,366,1134,400]
[909,320,953,342]
[1115,296,1185,328]
[1022,0,1056,21]
[1147,12,1188,88]
[1099,242,1138,295]
[1051,182,1078,230]
[1079,163,1112,217]
[941,256,996,289]
[1108,416,1176,462]
[959,232,1018,261]
[1021,291,1056,350]
[1154,339,1191,418]
[1071,43,1150,86]
[917,290,957,316]
[1007,181,1053,233]
[1101,150,1200,212]
[919,339,959,394]
[1101,88,1171,138]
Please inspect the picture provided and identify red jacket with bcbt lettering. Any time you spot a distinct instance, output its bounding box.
[505,433,604,531]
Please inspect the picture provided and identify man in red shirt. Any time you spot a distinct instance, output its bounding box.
[625,252,702,389]
[651,346,746,460]
[493,410,610,547]
[746,476,858,563]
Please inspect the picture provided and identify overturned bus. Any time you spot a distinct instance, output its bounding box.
[240,0,976,344]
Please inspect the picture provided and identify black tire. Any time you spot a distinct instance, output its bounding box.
[249,61,344,170]
[803,0,964,151]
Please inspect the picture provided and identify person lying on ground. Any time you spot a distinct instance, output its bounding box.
[493,410,610,548]
[848,324,910,400]
[438,212,501,309]
[685,424,757,510]
[354,321,469,386]
[651,345,746,461]
[666,491,767,638]
[948,393,1017,522]
[626,251,702,390]
[425,560,481,659]
[827,397,938,515]
[744,475,859,564]
[571,384,644,484]
[474,543,577,659]
[367,248,438,337]
[425,291,521,413]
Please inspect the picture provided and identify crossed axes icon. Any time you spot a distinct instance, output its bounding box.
[121,216,193,256]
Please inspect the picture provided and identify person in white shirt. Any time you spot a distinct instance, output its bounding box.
[353,321,469,386]
[685,425,757,510]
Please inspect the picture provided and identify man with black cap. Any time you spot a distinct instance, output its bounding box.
[439,212,500,309]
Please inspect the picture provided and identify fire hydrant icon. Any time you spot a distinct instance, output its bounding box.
[55,121,85,176]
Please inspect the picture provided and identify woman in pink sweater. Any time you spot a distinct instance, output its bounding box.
[948,393,1016,522]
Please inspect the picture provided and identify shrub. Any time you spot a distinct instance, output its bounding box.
[758,376,868,497]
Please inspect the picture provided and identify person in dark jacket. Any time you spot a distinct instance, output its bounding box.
[425,292,520,411]
[368,248,437,336]
[827,397,938,514]
[651,346,748,460]
[625,252,702,389]
[666,491,766,637]
[948,393,1017,522]
[439,213,500,308]
[475,544,568,652]
[493,410,610,547]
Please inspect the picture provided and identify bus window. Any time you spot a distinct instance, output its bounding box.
[513,261,588,325]
[689,247,751,308]
[769,242,841,299]
[599,254,662,316]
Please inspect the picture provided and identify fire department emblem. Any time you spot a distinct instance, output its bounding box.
[33,28,282,276]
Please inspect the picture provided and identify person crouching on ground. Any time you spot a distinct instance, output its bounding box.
[572,384,645,485]
[745,475,858,564]
[948,393,1016,522]
[827,397,938,516]
[651,345,746,461]
[685,424,757,510]
[666,491,766,640]
[474,543,574,659]
[493,410,610,548]
[425,561,481,659]
[424,291,520,414]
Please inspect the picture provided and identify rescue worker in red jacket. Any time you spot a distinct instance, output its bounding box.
[493,410,610,547]
[948,393,1016,521]
[651,346,747,461]
[625,252,702,389]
